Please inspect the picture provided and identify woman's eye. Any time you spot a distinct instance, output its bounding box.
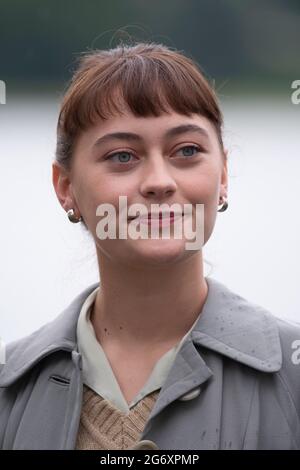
[176,145,202,158]
[105,151,135,164]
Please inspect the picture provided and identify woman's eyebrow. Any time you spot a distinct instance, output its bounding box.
[92,123,210,148]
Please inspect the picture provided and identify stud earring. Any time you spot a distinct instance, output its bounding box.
[67,208,82,223]
[217,196,228,212]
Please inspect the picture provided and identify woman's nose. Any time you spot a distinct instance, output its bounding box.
[139,158,177,198]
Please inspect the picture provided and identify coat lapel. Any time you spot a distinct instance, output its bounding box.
[139,277,282,437]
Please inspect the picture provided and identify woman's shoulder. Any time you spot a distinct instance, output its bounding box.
[201,277,300,374]
[272,315,300,393]
[0,282,99,387]
[205,276,300,338]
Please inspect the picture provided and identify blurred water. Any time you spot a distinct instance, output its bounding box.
[0,94,299,342]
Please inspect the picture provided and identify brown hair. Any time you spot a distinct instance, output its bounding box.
[55,40,224,175]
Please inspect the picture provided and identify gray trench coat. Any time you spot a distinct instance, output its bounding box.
[1,277,300,450]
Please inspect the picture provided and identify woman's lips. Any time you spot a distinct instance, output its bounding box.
[131,213,183,227]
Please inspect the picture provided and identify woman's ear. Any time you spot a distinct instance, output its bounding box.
[221,149,228,196]
[52,161,74,212]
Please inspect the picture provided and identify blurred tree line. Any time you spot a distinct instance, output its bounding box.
[0,0,299,93]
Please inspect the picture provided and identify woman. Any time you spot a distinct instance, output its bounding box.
[1,41,300,450]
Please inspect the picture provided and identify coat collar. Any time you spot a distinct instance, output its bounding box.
[0,277,282,387]
[191,278,282,372]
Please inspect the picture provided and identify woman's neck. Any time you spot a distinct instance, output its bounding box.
[90,251,208,352]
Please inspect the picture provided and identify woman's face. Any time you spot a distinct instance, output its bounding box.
[57,109,228,267]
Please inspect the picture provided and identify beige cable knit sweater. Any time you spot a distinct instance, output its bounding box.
[75,384,160,450]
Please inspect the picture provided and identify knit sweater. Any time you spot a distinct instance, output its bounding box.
[75,384,160,450]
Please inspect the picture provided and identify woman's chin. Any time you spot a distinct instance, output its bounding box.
[126,237,192,265]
